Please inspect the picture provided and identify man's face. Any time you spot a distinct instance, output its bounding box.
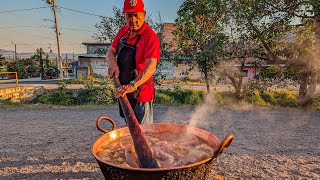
[125,12,145,31]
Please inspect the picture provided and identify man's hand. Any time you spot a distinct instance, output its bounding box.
[115,84,136,98]
[106,46,119,78]
[108,63,119,79]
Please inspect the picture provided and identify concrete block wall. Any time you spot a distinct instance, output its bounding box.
[0,86,45,103]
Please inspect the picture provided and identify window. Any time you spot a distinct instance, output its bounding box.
[242,70,248,77]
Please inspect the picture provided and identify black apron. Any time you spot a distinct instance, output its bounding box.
[116,34,141,118]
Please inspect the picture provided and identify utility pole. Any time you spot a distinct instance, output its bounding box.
[14,44,17,60]
[11,42,17,60]
[46,0,63,79]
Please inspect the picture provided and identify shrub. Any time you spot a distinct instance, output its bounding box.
[155,89,204,105]
[214,91,236,105]
[60,78,85,84]
[155,93,177,105]
[95,86,115,105]
[273,90,297,107]
[243,91,267,106]
[75,89,97,104]
[75,86,115,105]
[313,97,320,110]
[183,90,203,105]
[260,91,277,105]
[36,90,74,106]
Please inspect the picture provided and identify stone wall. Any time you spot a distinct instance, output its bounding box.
[0,86,45,103]
[158,60,203,79]
[78,57,108,77]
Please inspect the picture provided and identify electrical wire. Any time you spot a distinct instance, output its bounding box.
[0,7,50,13]
[58,6,107,18]
[0,25,95,33]
[0,28,81,45]
[0,6,102,52]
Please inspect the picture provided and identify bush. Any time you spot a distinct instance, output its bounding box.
[273,90,297,107]
[75,89,97,104]
[243,91,267,106]
[155,93,177,105]
[260,91,277,105]
[260,90,297,107]
[36,90,74,106]
[34,81,116,106]
[183,90,203,105]
[74,85,115,105]
[313,97,320,110]
[214,91,236,105]
[155,89,204,105]
[60,78,85,84]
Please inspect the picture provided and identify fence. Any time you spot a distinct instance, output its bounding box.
[0,72,18,87]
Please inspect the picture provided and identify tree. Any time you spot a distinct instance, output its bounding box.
[31,48,59,79]
[32,48,45,79]
[0,54,6,72]
[94,6,163,42]
[222,38,265,99]
[282,0,320,105]
[174,0,228,92]
[93,6,125,42]
[228,0,320,105]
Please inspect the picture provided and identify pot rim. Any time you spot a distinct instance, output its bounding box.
[91,123,218,171]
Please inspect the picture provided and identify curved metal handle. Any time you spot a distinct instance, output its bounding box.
[212,133,234,159]
[96,116,117,133]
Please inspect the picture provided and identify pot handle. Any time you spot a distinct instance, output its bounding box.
[96,116,117,133]
[212,134,234,160]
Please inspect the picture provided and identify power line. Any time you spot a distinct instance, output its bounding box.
[58,6,107,18]
[0,7,52,29]
[0,28,55,41]
[0,7,50,13]
[0,25,95,32]
[0,28,81,45]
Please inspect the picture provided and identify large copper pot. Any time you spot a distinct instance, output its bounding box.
[92,116,234,180]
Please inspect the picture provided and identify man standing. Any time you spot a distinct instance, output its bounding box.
[106,0,160,124]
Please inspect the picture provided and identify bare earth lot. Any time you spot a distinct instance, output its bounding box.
[0,105,319,179]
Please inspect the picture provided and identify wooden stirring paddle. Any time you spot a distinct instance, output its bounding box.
[113,77,159,168]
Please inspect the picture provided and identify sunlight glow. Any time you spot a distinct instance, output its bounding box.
[110,131,117,139]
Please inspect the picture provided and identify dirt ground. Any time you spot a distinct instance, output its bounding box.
[0,105,319,179]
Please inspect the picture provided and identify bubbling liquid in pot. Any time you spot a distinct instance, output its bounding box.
[97,132,213,168]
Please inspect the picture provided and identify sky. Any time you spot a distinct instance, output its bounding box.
[0,0,183,54]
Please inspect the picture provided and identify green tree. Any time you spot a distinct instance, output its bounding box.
[93,6,125,42]
[31,48,59,79]
[174,0,227,92]
[0,54,6,72]
[32,48,45,79]
[94,6,163,42]
[228,0,320,105]
[281,0,320,105]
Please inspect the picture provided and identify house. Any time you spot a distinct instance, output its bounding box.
[74,24,202,80]
[76,43,110,77]
[159,23,203,80]
[159,23,289,83]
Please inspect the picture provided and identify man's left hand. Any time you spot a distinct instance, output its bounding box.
[115,84,136,98]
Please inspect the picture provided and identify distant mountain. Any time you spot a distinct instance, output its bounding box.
[0,49,14,54]
[0,49,79,61]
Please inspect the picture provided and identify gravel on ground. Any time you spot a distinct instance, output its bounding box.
[0,105,319,179]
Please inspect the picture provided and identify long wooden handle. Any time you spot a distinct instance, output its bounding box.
[113,78,159,168]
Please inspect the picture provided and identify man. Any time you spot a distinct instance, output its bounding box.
[106,0,160,124]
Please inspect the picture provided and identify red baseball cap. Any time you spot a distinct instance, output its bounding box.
[123,0,145,13]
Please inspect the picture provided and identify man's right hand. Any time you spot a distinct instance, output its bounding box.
[108,63,119,78]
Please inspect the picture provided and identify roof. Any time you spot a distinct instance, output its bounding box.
[82,42,111,46]
[234,64,287,67]
[78,54,106,58]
